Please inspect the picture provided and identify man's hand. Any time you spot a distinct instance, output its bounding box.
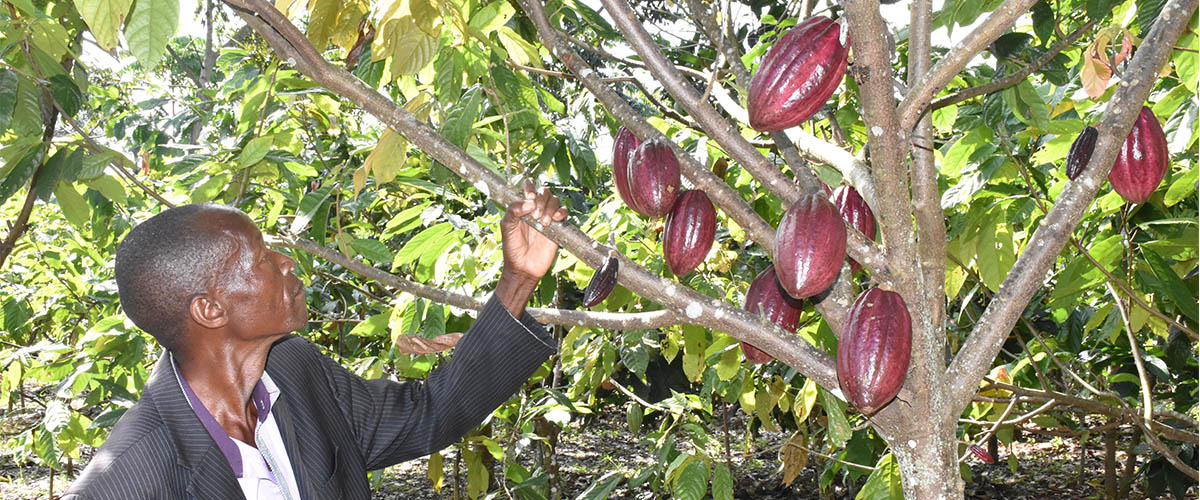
[495,181,568,316]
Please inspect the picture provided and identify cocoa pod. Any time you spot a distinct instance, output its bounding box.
[612,127,641,207]
[774,192,847,299]
[627,139,681,218]
[969,444,995,464]
[663,190,717,276]
[740,265,805,364]
[830,185,876,274]
[1109,106,1168,203]
[582,251,619,307]
[836,288,912,416]
[1065,126,1098,180]
[747,16,849,131]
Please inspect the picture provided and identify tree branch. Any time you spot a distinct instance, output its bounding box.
[224,0,842,390]
[899,0,1042,130]
[945,0,1198,418]
[905,0,950,396]
[269,235,686,330]
[930,19,1097,111]
[842,0,921,323]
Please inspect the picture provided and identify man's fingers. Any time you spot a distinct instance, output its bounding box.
[540,196,561,225]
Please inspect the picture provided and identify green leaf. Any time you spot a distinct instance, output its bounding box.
[942,127,991,176]
[1135,0,1167,36]
[422,303,445,339]
[576,471,624,500]
[0,145,43,205]
[1086,0,1122,22]
[290,183,335,234]
[821,388,852,448]
[36,147,79,202]
[30,18,72,60]
[1172,32,1198,93]
[977,210,1015,292]
[931,104,957,134]
[0,69,16,133]
[349,312,389,338]
[76,0,136,50]
[239,135,274,169]
[48,75,83,118]
[84,174,128,205]
[433,48,463,105]
[673,458,708,500]
[53,181,90,229]
[392,222,452,269]
[1141,249,1199,323]
[125,0,179,68]
[440,86,483,147]
[349,237,392,264]
[1164,166,1198,206]
[855,454,902,500]
[11,73,43,137]
[711,462,733,500]
[1031,1,1055,43]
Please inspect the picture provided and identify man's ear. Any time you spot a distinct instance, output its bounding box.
[189,294,228,329]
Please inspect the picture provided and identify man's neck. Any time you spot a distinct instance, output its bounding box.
[174,339,274,444]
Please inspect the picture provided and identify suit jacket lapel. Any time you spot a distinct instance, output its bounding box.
[142,351,244,499]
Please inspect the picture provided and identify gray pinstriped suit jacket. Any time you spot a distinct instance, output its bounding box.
[63,296,557,499]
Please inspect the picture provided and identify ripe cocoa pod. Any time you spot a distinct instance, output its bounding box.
[1065,126,1098,180]
[627,139,681,218]
[663,190,717,276]
[612,127,641,207]
[740,265,805,364]
[582,251,619,307]
[774,192,847,299]
[747,16,849,131]
[1110,106,1168,203]
[836,288,912,416]
[830,185,875,274]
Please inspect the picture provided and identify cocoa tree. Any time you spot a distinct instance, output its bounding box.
[1,0,1198,497]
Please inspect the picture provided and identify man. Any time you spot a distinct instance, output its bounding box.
[64,183,568,499]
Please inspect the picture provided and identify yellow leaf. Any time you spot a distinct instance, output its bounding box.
[331,0,370,52]
[275,0,303,17]
[495,26,539,68]
[76,0,135,50]
[352,164,369,197]
[373,17,438,81]
[363,128,409,184]
[403,91,434,121]
[409,0,443,38]
[305,0,340,50]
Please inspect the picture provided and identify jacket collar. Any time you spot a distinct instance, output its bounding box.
[140,350,244,499]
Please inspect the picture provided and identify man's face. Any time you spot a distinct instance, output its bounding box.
[204,211,308,338]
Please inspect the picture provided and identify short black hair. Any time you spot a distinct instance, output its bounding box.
[114,203,242,350]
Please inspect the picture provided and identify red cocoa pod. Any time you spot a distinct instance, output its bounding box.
[969,444,996,464]
[747,16,849,131]
[740,265,806,364]
[774,192,846,299]
[1109,106,1168,203]
[612,127,641,207]
[627,139,681,218]
[836,288,912,416]
[663,190,717,276]
[830,185,876,274]
[1065,126,1098,180]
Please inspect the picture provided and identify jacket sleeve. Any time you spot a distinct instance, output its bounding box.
[311,294,557,470]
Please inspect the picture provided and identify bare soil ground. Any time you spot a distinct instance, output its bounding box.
[1,401,1189,499]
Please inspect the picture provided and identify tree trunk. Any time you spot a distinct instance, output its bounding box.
[892,428,964,499]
